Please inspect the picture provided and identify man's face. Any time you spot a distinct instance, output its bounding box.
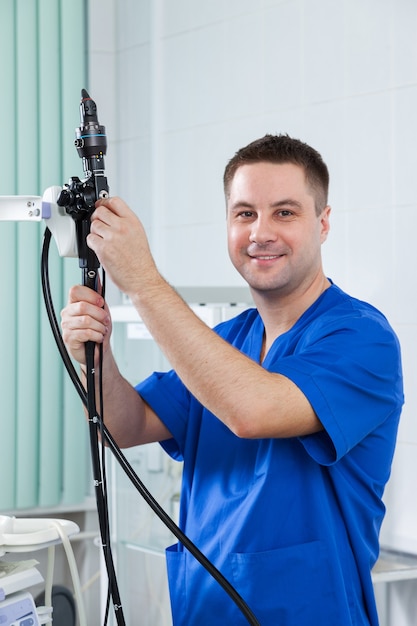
[226,161,330,299]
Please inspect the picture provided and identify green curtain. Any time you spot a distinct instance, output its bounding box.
[0,0,90,510]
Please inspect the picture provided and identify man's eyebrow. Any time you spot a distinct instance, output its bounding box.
[271,198,303,209]
[229,198,303,211]
[229,201,255,212]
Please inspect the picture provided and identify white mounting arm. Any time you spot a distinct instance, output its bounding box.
[0,186,78,257]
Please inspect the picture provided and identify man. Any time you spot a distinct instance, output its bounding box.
[61,134,403,625]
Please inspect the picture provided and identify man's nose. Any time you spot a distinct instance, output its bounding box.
[249,216,277,244]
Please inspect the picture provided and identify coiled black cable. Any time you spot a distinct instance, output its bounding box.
[41,226,261,626]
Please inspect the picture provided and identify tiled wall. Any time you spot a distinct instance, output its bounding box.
[89,1,417,623]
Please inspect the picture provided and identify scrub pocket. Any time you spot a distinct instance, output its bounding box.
[166,540,344,625]
[229,540,342,624]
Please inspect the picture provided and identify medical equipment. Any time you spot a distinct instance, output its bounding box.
[0,515,80,625]
[0,91,261,626]
[0,591,40,626]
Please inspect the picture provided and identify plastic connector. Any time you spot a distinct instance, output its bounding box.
[42,186,77,257]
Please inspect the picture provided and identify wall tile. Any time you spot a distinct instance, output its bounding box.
[117,44,151,140]
[392,85,417,207]
[162,32,194,130]
[303,0,346,104]
[343,92,393,211]
[160,222,245,287]
[390,0,417,87]
[392,206,417,325]
[343,0,392,96]
[222,12,264,121]
[342,206,396,322]
[163,125,227,227]
[115,0,151,49]
[114,136,152,231]
[263,2,304,111]
[162,0,262,37]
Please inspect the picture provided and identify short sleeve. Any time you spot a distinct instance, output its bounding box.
[136,369,192,460]
[266,313,403,465]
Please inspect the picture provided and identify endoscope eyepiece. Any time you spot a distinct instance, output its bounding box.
[75,89,107,160]
[80,88,98,121]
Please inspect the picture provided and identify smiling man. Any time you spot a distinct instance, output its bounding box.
[226,158,331,358]
[61,134,404,625]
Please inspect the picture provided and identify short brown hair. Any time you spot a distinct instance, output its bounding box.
[223,134,329,215]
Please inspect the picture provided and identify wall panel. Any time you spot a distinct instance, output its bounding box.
[0,0,89,511]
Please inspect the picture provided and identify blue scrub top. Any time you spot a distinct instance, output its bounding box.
[137,283,404,626]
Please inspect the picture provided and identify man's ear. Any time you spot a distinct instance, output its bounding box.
[320,205,331,243]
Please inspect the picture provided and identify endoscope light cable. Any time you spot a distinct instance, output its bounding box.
[85,340,125,626]
[41,226,261,626]
[97,322,114,626]
[96,326,112,625]
[41,228,125,626]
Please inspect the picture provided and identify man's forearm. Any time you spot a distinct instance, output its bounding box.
[128,275,321,440]
[80,349,164,448]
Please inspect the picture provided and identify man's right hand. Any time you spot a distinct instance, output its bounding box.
[61,285,112,367]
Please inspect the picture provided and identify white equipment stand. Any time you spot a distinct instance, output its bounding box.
[0,516,80,625]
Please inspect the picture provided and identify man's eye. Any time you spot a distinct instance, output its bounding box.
[239,211,254,218]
